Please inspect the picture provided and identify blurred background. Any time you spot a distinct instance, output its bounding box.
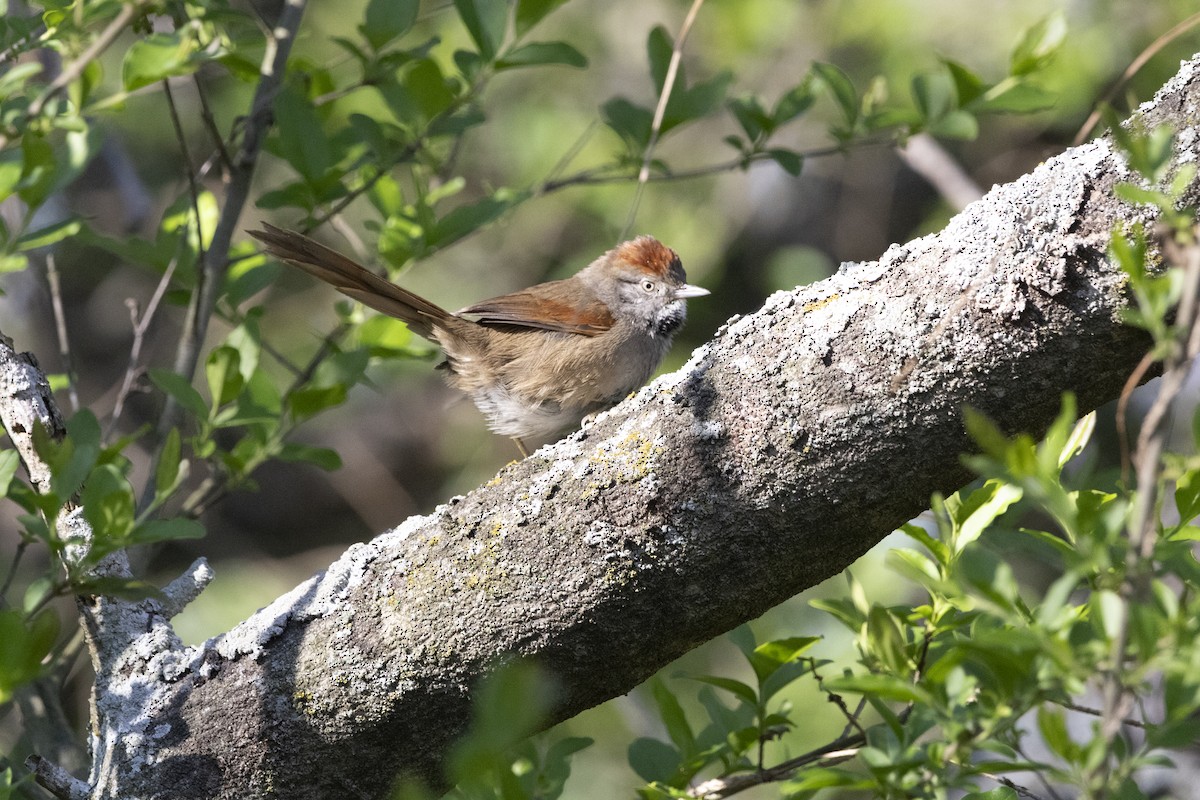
[2,0,1199,795]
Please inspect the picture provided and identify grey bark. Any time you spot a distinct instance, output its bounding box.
[9,53,1200,800]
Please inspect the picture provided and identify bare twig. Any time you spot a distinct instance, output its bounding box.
[621,0,706,240]
[25,754,88,800]
[109,255,179,437]
[809,658,867,738]
[43,254,79,413]
[686,738,863,799]
[540,143,868,195]
[1115,349,1157,487]
[1101,231,1200,781]
[1055,699,1148,729]
[150,0,308,490]
[1072,11,1200,146]
[898,132,984,211]
[984,774,1051,800]
[0,540,28,602]
[163,78,207,257]
[192,73,234,174]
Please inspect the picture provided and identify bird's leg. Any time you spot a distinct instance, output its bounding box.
[512,437,530,458]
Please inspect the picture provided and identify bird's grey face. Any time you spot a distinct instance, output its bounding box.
[612,272,709,338]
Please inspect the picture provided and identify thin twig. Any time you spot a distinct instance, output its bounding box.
[1055,699,1147,729]
[983,774,1050,800]
[1115,350,1157,487]
[0,539,29,601]
[1100,231,1200,781]
[163,74,208,291]
[192,73,234,174]
[686,736,863,799]
[1072,11,1200,146]
[149,0,308,492]
[543,119,600,185]
[43,254,79,413]
[109,255,179,437]
[621,0,706,240]
[540,143,867,195]
[897,132,984,211]
[809,658,867,737]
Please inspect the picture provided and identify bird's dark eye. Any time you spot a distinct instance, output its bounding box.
[641,279,656,293]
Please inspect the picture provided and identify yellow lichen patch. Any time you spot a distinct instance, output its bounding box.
[802,293,840,313]
[292,690,317,716]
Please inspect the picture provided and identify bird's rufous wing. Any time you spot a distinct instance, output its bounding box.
[460,281,614,336]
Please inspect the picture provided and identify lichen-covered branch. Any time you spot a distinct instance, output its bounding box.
[84,54,1196,800]
[11,50,1200,800]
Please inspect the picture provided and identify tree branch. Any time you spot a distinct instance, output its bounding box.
[14,47,1200,800]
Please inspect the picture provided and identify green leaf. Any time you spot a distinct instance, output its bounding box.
[288,384,348,421]
[515,0,570,37]
[1036,705,1079,763]
[824,673,934,704]
[429,190,528,249]
[277,443,343,471]
[18,133,56,207]
[1176,469,1200,525]
[361,0,418,50]
[783,766,870,793]
[155,428,184,500]
[224,252,280,308]
[122,31,200,91]
[1010,12,1066,76]
[865,604,911,674]
[962,789,1018,800]
[627,737,681,785]
[650,678,694,754]
[0,609,58,703]
[355,314,415,356]
[646,26,676,93]
[601,97,653,149]
[16,217,81,251]
[686,674,757,705]
[975,80,1057,113]
[942,59,987,106]
[72,576,166,602]
[811,62,858,125]
[1059,410,1095,468]
[0,450,19,498]
[928,110,978,140]
[912,71,954,122]
[225,312,263,383]
[272,86,333,184]
[43,410,102,501]
[127,517,205,546]
[747,637,819,685]
[497,41,587,70]
[773,79,815,125]
[205,346,244,411]
[729,96,770,141]
[951,480,1023,553]
[453,0,506,60]
[663,72,731,133]
[149,369,209,420]
[81,463,136,540]
[900,521,949,566]
[768,149,803,176]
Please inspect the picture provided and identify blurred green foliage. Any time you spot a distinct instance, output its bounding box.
[0,0,1198,797]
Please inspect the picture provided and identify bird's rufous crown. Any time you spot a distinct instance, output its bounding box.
[616,236,683,281]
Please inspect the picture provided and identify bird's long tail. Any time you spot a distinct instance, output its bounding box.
[249,223,449,340]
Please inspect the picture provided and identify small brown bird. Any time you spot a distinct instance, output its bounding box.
[250,224,708,455]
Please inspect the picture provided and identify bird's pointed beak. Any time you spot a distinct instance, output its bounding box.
[674,284,710,300]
